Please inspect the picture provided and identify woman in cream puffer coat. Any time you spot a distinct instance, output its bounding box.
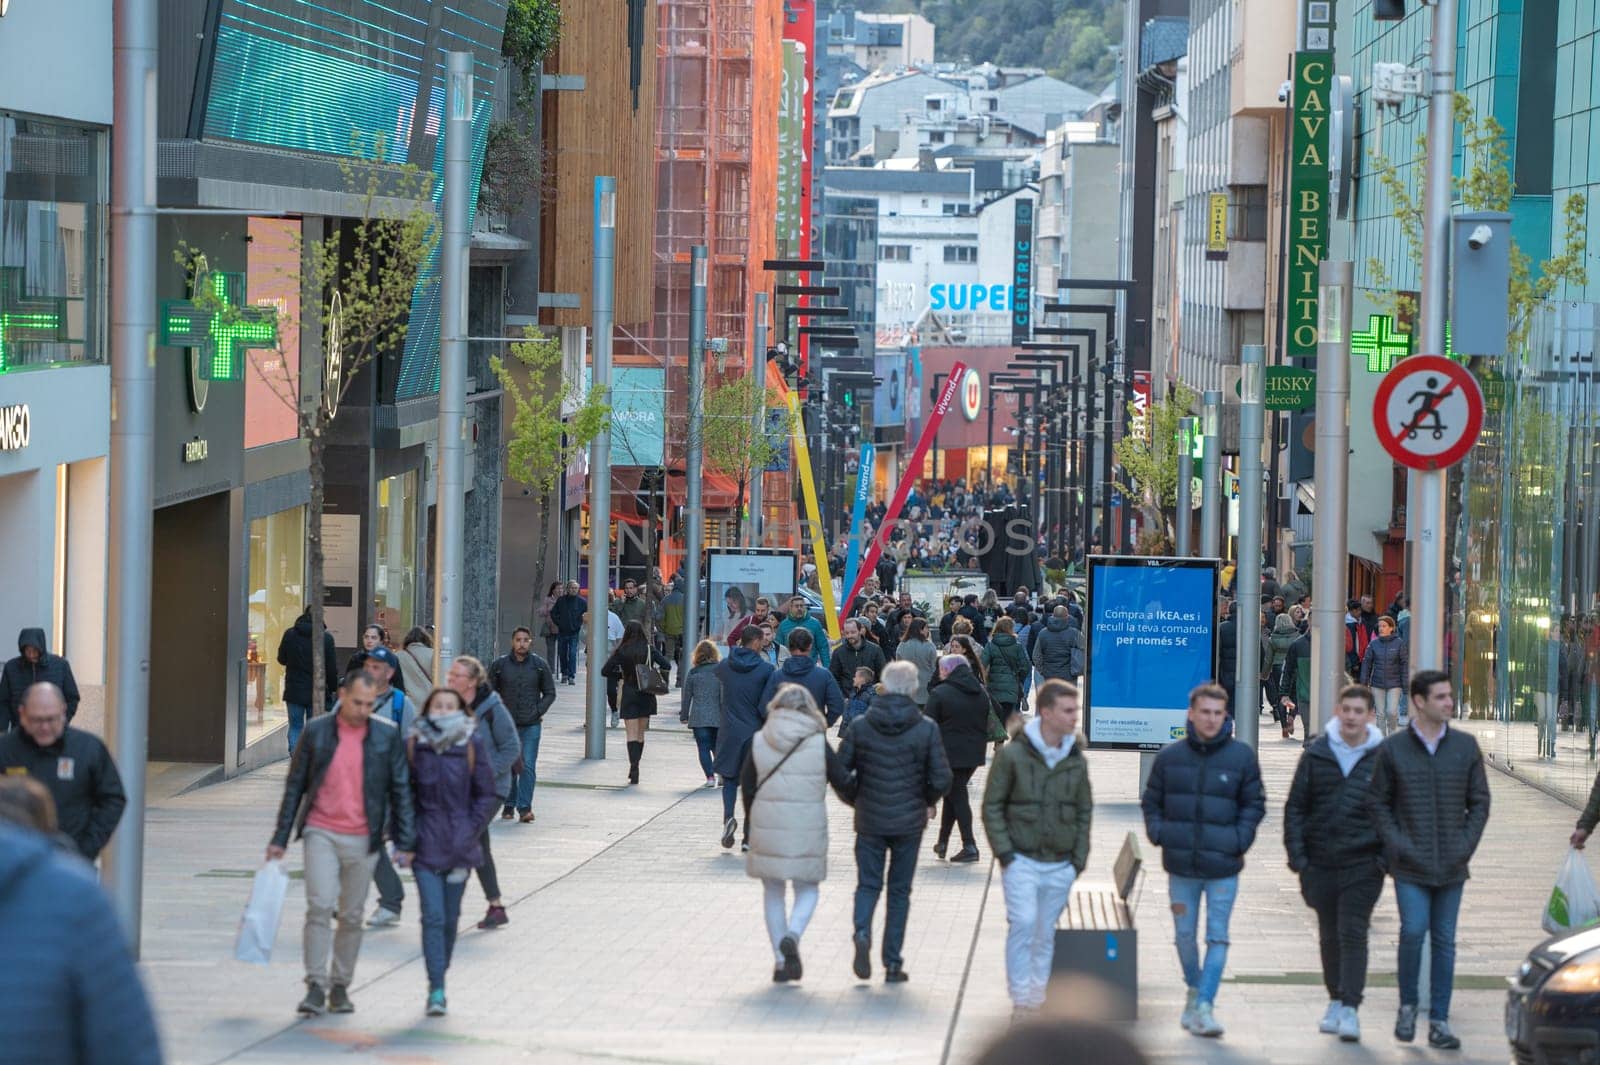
[740,684,856,983]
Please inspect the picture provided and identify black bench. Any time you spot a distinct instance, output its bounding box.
[1051,831,1144,1018]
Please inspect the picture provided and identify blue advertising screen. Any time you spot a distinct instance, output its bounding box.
[1085,556,1219,751]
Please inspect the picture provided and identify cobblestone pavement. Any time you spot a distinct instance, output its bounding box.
[139,675,1576,1064]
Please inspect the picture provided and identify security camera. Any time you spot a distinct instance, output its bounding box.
[1468,224,1493,251]
[1277,80,1293,103]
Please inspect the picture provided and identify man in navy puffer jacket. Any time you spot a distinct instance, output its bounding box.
[1141,682,1265,1040]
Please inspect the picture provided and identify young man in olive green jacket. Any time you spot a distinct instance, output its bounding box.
[981,678,1093,1011]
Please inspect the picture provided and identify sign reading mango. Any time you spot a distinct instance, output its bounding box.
[1288,52,1331,359]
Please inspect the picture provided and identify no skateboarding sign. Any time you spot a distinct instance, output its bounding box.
[1373,355,1484,471]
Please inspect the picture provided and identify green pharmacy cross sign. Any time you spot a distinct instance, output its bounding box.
[161,271,278,381]
[0,267,68,373]
[1351,314,1413,374]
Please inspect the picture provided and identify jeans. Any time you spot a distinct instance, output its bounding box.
[1001,854,1078,1009]
[1301,863,1383,1007]
[557,635,579,681]
[763,879,820,964]
[1395,879,1464,1021]
[543,634,558,669]
[722,777,740,822]
[692,727,718,779]
[286,702,311,752]
[853,831,922,967]
[511,723,543,812]
[938,767,977,848]
[301,828,378,989]
[372,846,404,915]
[414,867,467,992]
[1168,874,1239,1006]
[475,818,502,900]
[1378,687,1407,735]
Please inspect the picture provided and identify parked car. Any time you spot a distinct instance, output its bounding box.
[1506,925,1600,1064]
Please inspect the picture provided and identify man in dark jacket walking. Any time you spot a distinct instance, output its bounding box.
[1032,606,1083,682]
[1141,682,1265,1039]
[551,581,587,684]
[267,672,416,1017]
[0,627,81,732]
[837,660,953,983]
[830,619,886,694]
[0,683,125,861]
[715,626,777,848]
[276,609,340,750]
[1367,669,1490,1050]
[762,628,846,725]
[489,627,557,822]
[1284,684,1386,1043]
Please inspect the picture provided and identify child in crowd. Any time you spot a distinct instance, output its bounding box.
[841,666,876,735]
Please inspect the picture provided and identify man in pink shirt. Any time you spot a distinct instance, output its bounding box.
[269,672,414,1016]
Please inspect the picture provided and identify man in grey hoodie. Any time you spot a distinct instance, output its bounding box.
[1283,684,1386,1044]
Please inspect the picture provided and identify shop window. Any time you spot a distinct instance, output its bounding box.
[374,470,419,637]
[0,112,106,372]
[244,217,302,448]
[245,506,306,748]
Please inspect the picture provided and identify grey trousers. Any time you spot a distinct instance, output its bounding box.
[302,827,379,989]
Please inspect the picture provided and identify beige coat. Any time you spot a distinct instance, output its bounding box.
[745,703,831,883]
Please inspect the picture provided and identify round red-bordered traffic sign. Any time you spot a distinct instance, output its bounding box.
[1372,354,1484,471]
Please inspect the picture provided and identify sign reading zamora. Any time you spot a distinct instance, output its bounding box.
[1288,50,1332,359]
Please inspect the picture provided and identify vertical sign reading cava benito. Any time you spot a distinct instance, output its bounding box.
[1288,51,1331,359]
[1011,198,1034,345]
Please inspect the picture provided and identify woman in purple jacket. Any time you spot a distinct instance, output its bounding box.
[407,687,498,1017]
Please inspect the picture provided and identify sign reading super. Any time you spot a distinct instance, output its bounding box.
[929,283,1025,312]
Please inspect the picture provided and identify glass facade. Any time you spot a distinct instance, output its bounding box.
[374,470,419,637]
[0,112,105,373]
[245,506,306,748]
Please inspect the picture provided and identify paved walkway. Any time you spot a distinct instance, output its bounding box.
[137,675,1576,1064]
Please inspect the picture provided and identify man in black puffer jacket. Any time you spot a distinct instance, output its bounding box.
[0,628,81,731]
[836,660,953,984]
[1141,682,1264,1039]
[1284,684,1386,1043]
[1032,606,1083,681]
[1367,670,1490,1051]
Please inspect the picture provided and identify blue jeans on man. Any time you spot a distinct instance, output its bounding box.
[1395,880,1464,1021]
[1168,875,1240,1005]
[414,867,468,992]
[853,832,922,967]
[286,702,311,752]
[557,635,579,682]
[511,723,543,813]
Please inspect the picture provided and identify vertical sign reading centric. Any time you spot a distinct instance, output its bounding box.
[1011,198,1034,345]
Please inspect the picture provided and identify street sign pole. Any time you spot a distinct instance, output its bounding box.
[748,292,768,549]
[1201,390,1221,559]
[1235,345,1266,750]
[684,245,707,659]
[1176,416,1195,556]
[586,178,616,760]
[1313,262,1353,738]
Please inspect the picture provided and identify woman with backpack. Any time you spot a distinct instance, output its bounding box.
[405,686,498,1017]
[741,683,855,983]
[602,620,673,785]
[982,616,1031,728]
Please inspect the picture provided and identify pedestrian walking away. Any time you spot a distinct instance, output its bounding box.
[740,684,857,983]
[397,627,435,699]
[266,672,415,1016]
[1367,669,1491,1051]
[404,686,498,1016]
[1141,682,1265,1039]
[981,616,1030,726]
[924,654,991,863]
[0,628,80,732]
[537,581,563,668]
[349,649,418,929]
[444,656,520,931]
[488,627,557,822]
[0,682,126,861]
[715,626,778,850]
[681,639,725,787]
[760,627,846,728]
[1032,605,1084,683]
[275,609,340,751]
[1360,616,1410,735]
[837,660,953,983]
[982,679,1092,1012]
[602,620,672,785]
[1284,684,1386,1043]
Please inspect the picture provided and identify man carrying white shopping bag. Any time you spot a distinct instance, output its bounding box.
[268,672,415,1017]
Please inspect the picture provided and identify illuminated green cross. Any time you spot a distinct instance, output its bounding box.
[161,270,278,381]
[0,267,67,374]
[1351,314,1413,374]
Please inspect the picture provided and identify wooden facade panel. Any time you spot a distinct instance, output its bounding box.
[541,1,659,333]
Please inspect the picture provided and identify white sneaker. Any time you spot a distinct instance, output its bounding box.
[704,776,718,788]
[1180,988,1199,1031]
[1337,1005,1360,1043]
[1189,1002,1224,1038]
[366,906,400,928]
[1318,999,1341,1034]
[609,712,620,728]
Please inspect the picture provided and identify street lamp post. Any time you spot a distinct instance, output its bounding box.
[1235,345,1266,750]
[1201,390,1222,559]
[1313,262,1353,737]
[1176,416,1195,556]
[586,178,616,760]
[684,245,707,657]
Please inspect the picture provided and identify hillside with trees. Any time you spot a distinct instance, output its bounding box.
[832,0,1124,93]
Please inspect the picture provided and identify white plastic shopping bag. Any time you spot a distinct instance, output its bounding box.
[234,859,290,965]
[1544,848,1600,935]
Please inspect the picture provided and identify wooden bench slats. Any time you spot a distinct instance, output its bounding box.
[1058,831,1143,932]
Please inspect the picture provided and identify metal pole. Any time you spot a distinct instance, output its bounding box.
[1410,0,1457,673]
[1101,369,1115,550]
[748,292,768,549]
[1176,416,1195,556]
[587,177,616,759]
[1235,344,1266,750]
[1201,390,1222,559]
[104,0,158,955]
[685,245,707,661]
[1083,358,1097,555]
[433,51,472,679]
[1313,262,1353,737]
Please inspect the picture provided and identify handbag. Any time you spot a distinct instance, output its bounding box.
[985,691,1009,744]
[635,661,670,696]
